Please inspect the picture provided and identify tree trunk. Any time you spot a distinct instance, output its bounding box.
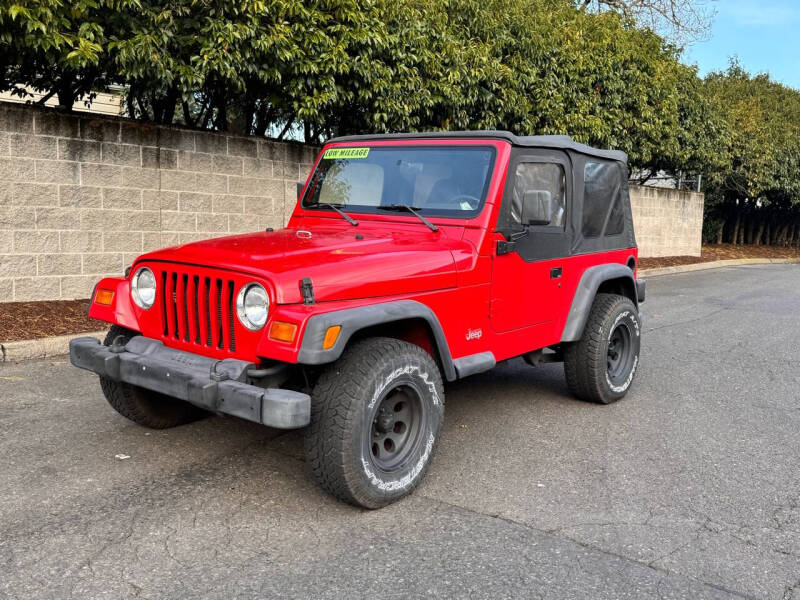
[746,218,755,245]
[276,115,295,141]
[135,96,150,121]
[126,90,137,119]
[161,89,177,125]
[731,213,741,245]
[754,221,765,246]
[780,222,790,246]
[182,101,196,128]
[216,99,228,132]
[56,71,75,110]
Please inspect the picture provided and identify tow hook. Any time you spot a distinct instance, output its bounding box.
[109,335,127,354]
[210,360,229,382]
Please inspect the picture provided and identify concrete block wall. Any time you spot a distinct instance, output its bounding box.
[0,102,317,302]
[629,185,704,258]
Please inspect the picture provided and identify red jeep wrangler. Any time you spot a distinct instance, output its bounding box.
[71,131,645,508]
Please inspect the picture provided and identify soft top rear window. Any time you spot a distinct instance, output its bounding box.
[303,145,496,218]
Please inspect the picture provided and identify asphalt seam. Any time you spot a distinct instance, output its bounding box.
[644,307,727,334]
[417,493,760,600]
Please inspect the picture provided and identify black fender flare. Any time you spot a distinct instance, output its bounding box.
[296,300,457,381]
[561,264,639,343]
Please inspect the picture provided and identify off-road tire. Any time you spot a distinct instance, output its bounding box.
[99,325,208,429]
[304,337,445,509]
[563,293,641,404]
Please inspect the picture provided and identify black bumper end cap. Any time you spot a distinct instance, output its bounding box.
[636,278,646,303]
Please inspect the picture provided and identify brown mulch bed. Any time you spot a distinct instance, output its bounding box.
[638,244,800,269]
[0,299,107,343]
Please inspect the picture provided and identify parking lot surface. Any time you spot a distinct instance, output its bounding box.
[1,264,799,599]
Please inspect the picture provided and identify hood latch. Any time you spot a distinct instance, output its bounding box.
[300,277,315,304]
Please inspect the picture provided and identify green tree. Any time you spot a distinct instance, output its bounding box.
[703,61,800,245]
[0,0,113,107]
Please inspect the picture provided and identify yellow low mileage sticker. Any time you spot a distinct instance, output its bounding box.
[323,147,370,160]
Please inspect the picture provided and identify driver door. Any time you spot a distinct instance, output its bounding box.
[490,151,572,338]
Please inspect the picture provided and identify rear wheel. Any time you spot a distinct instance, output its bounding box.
[563,293,641,404]
[304,337,444,509]
[99,325,208,429]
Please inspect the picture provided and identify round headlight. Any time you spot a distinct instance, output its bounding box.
[131,267,156,309]
[236,283,269,331]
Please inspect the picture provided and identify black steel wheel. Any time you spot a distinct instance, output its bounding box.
[368,384,426,472]
[564,293,641,404]
[606,320,635,388]
[305,337,445,509]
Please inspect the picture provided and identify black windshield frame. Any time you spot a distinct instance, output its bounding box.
[301,145,498,220]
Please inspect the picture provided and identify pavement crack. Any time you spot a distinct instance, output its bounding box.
[644,308,726,334]
[646,515,710,570]
[163,524,189,569]
[545,519,652,535]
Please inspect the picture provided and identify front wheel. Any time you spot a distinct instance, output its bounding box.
[563,293,641,404]
[304,337,445,509]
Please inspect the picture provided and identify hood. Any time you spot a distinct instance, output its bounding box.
[139,225,467,304]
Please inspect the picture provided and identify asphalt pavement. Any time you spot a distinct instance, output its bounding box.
[1,264,798,599]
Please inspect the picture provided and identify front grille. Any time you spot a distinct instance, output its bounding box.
[159,269,236,352]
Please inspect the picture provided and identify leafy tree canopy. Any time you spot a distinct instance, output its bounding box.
[699,60,800,245]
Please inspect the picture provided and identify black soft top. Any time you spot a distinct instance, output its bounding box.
[327,130,627,163]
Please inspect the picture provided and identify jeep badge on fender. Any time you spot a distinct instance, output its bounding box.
[70,131,645,509]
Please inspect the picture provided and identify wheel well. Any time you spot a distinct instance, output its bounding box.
[597,276,637,305]
[348,318,442,368]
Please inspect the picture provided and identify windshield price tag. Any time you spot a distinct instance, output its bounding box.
[323,147,370,160]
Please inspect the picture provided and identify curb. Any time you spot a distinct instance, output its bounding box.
[639,257,800,277]
[0,330,107,363]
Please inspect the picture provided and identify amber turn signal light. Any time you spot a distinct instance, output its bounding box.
[269,321,297,343]
[322,325,341,350]
[94,289,114,306]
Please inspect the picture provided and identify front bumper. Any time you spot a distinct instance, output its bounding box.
[70,336,310,429]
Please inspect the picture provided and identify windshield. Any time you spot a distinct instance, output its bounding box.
[302,145,496,218]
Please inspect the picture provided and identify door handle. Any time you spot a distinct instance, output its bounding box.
[550,266,562,279]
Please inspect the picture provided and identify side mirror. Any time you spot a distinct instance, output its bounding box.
[521,189,552,226]
[297,181,304,200]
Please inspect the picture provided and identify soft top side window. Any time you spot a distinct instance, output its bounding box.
[582,161,624,237]
[510,162,566,228]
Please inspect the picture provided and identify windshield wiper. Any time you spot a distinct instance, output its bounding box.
[313,203,359,226]
[377,204,438,232]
